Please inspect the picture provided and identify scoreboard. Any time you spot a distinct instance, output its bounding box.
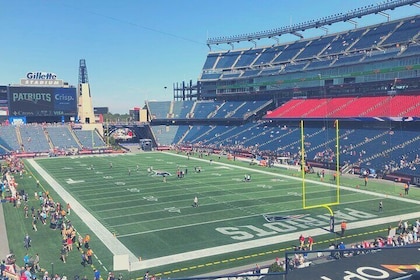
[8,86,77,117]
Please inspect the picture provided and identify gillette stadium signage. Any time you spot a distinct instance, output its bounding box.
[20,71,63,86]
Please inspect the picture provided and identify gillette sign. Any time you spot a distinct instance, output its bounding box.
[27,72,57,80]
[21,71,63,86]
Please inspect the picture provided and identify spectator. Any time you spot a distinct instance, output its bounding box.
[93,270,100,280]
[23,234,31,250]
[341,221,347,237]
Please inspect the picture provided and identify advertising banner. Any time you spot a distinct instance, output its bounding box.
[8,86,77,116]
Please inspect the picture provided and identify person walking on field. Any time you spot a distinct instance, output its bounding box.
[24,233,31,250]
[379,201,383,212]
[307,236,314,250]
[404,183,409,195]
[67,203,71,215]
[193,196,198,207]
[340,221,347,237]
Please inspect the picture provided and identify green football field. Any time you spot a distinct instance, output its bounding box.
[5,151,420,279]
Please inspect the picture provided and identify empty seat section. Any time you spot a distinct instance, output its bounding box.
[19,125,50,152]
[192,101,222,119]
[203,53,219,69]
[147,101,171,120]
[296,36,334,59]
[74,130,106,149]
[382,17,420,46]
[215,51,241,69]
[321,29,365,56]
[0,126,21,151]
[254,46,284,65]
[235,48,263,68]
[172,100,194,119]
[272,41,308,63]
[350,22,399,51]
[46,126,80,150]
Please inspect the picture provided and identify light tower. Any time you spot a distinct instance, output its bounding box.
[77,59,95,124]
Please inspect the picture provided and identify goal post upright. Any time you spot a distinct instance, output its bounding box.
[301,119,341,232]
[335,119,340,204]
[300,120,307,209]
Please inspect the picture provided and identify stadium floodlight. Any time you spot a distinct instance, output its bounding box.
[206,0,418,46]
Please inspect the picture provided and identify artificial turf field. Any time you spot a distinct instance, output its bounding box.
[4,151,420,279]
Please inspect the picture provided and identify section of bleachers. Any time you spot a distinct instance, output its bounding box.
[351,22,400,51]
[191,101,223,119]
[200,72,221,80]
[272,41,308,64]
[332,53,364,66]
[215,51,241,69]
[202,53,219,69]
[382,17,420,46]
[172,100,194,119]
[46,126,80,150]
[74,130,106,149]
[253,46,284,66]
[182,125,214,144]
[19,125,51,152]
[305,59,333,70]
[266,95,420,119]
[234,49,262,68]
[363,49,400,63]
[0,126,21,152]
[212,101,244,118]
[147,101,171,120]
[172,125,190,144]
[151,125,180,146]
[321,29,366,56]
[296,36,334,60]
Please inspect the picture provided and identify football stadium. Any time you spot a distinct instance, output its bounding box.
[1,1,420,280]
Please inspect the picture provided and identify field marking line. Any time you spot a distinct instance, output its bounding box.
[26,159,141,268]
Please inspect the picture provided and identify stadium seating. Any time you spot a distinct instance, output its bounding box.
[147,101,171,119]
[381,18,420,46]
[19,125,51,153]
[350,22,399,51]
[215,51,241,69]
[191,101,223,119]
[73,130,106,149]
[234,49,262,68]
[150,125,180,146]
[266,95,420,119]
[171,100,194,119]
[0,126,21,152]
[45,126,81,150]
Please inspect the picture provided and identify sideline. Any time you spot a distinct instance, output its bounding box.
[25,159,140,268]
[0,203,11,258]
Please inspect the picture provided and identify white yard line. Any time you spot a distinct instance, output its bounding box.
[26,159,140,267]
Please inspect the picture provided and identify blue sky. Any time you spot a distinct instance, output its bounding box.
[0,1,418,113]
